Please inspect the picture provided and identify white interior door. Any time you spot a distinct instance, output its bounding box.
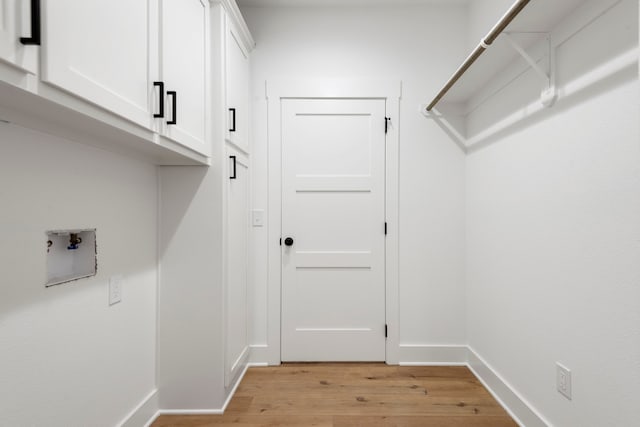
[281,98,386,362]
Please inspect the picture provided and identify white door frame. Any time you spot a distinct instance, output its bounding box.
[263,78,401,365]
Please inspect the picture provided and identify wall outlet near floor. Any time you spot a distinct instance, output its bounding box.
[556,363,572,400]
[109,275,123,306]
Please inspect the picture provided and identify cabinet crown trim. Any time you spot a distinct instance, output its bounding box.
[215,0,256,52]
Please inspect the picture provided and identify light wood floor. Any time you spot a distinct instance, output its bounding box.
[152,363,518,427]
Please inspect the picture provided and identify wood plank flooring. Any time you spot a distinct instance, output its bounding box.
[152,363,518,427]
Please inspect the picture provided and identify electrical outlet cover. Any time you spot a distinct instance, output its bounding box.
[556,363,572,400]
[109,275,123,305]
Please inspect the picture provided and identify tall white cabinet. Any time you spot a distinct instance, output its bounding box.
[224,149,250,386]
[157,0,254,410]
[222,3,253,388]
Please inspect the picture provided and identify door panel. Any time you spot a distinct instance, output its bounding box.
[291,114,372,175]
[281,98,386,362]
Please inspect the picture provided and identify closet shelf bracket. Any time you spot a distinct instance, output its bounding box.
[503,32,557,108]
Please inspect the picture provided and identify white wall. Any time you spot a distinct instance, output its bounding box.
[466,0,640,426]
[0,124,158,426]
[242,3,468,360]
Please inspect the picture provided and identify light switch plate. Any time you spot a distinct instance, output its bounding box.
[252,209,264,227]
[109,275,123,306]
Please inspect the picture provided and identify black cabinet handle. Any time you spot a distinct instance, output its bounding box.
[229,155,237,179]
[167,91,177,125]
[153,81,165,118]
[20,0,41,45]
[284,237,294,246]
[229,108,236,132]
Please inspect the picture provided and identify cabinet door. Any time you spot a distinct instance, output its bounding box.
[225,17,249,152]
[41,0,152,129]
[0,0,37,75]
[225,149,249,385]
[160,0,208,156]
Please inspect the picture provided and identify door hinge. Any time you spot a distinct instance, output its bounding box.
[385,117,391,134]
[385,324,388,338]
[384,222,387,235]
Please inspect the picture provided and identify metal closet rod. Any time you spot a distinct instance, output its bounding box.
[425,0,531,112]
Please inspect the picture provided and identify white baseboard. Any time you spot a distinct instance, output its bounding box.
[158,409,224,415]
[398,344,468,365]
[250,343,469,367]
[226,345,250,388]
[467,347,550,427]
[145,361,253,425]
[248,344,273,364]
[249,361,269,367]
[118,389,159,427]
[221,361,251,413]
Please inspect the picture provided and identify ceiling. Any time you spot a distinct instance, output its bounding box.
[237,0,470,6]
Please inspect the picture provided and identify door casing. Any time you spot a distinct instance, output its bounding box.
[261,78,401,365]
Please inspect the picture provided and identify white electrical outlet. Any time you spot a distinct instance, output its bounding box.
[109,275,123,306]
[556,363,572,400]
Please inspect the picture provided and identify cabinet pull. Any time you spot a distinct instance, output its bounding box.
[229,108,236,132]
[167,91,177,125]
[230,155,237,179]
[153,81,165,118]
[20,0,41,45]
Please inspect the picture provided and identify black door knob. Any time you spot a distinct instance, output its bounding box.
[284,237,294,246]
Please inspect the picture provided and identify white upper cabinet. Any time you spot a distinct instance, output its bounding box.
[0,0,225,164]
[41,0,153,130]
[225,14,250,152]
[0,0,38,75]
[158,0,208,156]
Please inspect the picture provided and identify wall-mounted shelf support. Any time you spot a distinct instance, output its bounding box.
[503,32,557,107]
